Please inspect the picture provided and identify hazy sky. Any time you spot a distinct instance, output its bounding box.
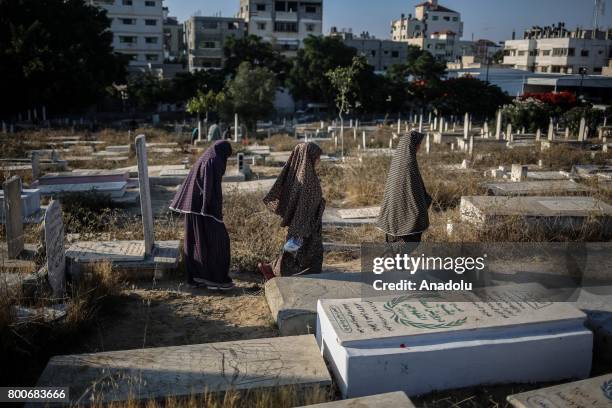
[164,0,612,43]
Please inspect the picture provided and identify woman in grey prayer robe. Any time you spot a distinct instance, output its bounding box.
[377,131,432,243]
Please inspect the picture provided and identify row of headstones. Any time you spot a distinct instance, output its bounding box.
[2,135,155,298]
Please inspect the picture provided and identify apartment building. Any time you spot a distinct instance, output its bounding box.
[330,28,407,72]
[162,7,183,62]
[184,16,246,71]
[503,23,612,74]
[88,0,164,69]
[391,0,464,62]
[238,0,323,56]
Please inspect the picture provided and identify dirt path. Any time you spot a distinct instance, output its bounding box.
[75,279,278,354]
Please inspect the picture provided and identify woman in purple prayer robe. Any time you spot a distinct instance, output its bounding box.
[169,140,234,290]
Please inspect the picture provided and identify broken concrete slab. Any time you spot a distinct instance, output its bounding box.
[37,170,128,185]
[323,208,378,227]
[0,188,41,220]
[297,392,415,408]
[337,207,380,220]
[265,272,366,336]
[507,373,612,408]
[461,196,612,234]
[66,241,146,263]
[223,178,275,194]
[34,335,331,406]
[484,180,593,196]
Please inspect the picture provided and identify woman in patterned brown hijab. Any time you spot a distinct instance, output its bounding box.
[260,142,326,278]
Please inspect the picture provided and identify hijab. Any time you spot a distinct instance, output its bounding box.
[377,131,430,236]
[263,142,325,238]
[169,140,232,222]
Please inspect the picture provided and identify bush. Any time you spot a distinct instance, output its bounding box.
[502,98,552,133]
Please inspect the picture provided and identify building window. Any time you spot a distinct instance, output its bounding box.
[145,19,157,26]
[202,21,218,29]
[568,48,575,56]
[581,50,589,57]
[257,22,267,30]
[122,0,132,5]
[145,0,155,6]
[552,48,574,57]
[392,51,399,58]
[371,50,376,57]
[120,18,135,25]
[119,36,136,43]
[145,54,158,61]
[274,21,298,32]
[256,3,266,11]
[542,49,551,56]
[125,53,138,61]
[432,16,439,21]
[287,1,297,11]
[202,41,217,48]
[443,16,450,21]
[305,23,315,32]
[275,1,286,11]
[145,37,158,44]
[518,50,526,56]
[228,22,239,30]
[452,17,458,21]
[414,25,420,30]
[305,4,318,13]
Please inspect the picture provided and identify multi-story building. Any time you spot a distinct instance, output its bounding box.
[391,0,464,62]
[162,7,183,62]
[184,16,246,71]
[503,23,612,74]
[330,28,407,73]
[238,0,323,56]
[88,0,164,69]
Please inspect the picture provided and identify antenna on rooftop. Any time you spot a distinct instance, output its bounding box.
[594,0,606,29]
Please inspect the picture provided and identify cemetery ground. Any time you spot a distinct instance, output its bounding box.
[1,126,612,407]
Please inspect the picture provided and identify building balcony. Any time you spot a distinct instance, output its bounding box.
[275,11,298,21]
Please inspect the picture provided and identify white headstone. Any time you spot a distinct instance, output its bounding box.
[234,113,239,142]
[484,121,489,137]
[31,152,40,180]
[44,200,65,298]
[495,110,502,140]
[548,119,555,141]
[468,135,474,157]
[362,131,366,150]
[536,128,541,141]
[3,177,24,259]
[418,114,423,133]
[425,133,431,154]
[579,116,586,142]
[463,113,469,140]
[507,123,513,141]
[511,164,528,182]
[135,135,154,255]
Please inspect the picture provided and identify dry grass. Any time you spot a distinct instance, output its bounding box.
[261,134,300,152]
[85,385,332,408]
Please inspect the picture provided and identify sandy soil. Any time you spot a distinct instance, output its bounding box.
[75,278,278,354]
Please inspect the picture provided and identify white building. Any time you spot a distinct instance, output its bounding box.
[238,0,323,57]
[503,23,612,74]
[184,16,246,72]
[89,0,165,69]
[391,0,465,62]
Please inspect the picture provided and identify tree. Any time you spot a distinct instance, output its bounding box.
[502,98,552,133]
[0,0,127,117]
[186,90,226,139]
[223,35,289,82]
[225,62,277,135]
[430,77,510,119]
[169,69,225,103]
[326,56,366,159]
[288,36,357,105]
[126,72,172,111]
[412,52,446,81]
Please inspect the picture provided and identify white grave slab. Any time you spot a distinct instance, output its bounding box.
[223,178,276,194]
[135,135,154,255]
[34,335,331,406]
[317,284,592,398]
[323,208,378,227]
[297,392,415,408]
[507,373,612,408]
[38,182,127,198]
[66,241,146,263]
[2,177,24,258]
[461,196,612,231]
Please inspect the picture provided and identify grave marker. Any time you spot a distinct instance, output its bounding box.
[565,127,570,139]
[548,119,554,141]
[496,110,502,140]
[35,335,331,405]
[297,392,415,408]
[135,135,154,255]
[317,284,592,398]
[418,114,423,133]
[511,164,528,182]
[535,128,541,141]
[579,116,586,141]
[507,373,612,408]
[507,123,513,141]
[44,200,65,297]
[463,113,469,140]
[3,177,24,259]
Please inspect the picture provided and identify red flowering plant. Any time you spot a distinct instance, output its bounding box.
[520,92,577,115]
